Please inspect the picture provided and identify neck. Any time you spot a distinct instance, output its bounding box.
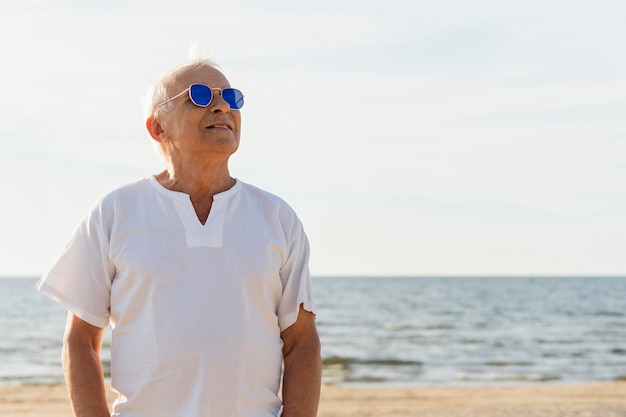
[156,168,234,196]
[155,163,235,225]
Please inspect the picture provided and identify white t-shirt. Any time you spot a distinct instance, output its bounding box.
[37,177,315,417]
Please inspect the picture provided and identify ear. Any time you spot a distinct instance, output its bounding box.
[146,116,167,143]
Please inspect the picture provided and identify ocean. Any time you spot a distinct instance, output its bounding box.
[1,276,625,387]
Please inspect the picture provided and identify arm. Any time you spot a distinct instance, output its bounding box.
[281,304,322,417]
[62,312,110,417]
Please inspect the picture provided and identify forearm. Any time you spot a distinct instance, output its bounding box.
[282,345,322,417]
[63,342,110,417]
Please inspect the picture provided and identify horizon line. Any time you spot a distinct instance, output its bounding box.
[3,274,626,279]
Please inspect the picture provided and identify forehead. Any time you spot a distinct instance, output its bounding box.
[173,66,231,90]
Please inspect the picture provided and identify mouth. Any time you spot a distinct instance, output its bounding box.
[206,122,233,131]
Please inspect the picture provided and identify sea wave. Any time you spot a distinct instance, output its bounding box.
[456,372,561,383]
[3,276,626,387]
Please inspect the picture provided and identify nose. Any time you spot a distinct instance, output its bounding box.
[208,88,230,113]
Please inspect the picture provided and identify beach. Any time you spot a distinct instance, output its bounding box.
[1,382,625,417]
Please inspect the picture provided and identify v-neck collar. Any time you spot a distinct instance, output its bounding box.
[148,176,241,247]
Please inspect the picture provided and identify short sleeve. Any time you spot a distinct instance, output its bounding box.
[36,201,115,328]
[277,211,315,332]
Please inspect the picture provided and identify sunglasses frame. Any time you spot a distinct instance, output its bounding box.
[153,83,244,112]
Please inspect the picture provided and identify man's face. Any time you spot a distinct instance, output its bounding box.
[157,66,242,163]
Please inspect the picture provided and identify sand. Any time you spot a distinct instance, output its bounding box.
[1,382,625,416]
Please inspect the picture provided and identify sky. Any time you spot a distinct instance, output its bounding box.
[1,0,625,277]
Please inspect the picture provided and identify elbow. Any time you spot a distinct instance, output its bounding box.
[284,335,322,371]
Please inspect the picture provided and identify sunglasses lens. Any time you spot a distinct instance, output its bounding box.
[222,88,245,110]
[189,84,213,106]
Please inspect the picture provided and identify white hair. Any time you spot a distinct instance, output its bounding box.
[142,55,221,121]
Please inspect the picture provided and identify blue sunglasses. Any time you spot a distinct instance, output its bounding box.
[154,83,244,111]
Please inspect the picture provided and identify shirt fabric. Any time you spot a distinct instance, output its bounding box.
[37,176,315,417]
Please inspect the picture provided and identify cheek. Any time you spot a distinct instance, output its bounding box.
[233,114,242,136]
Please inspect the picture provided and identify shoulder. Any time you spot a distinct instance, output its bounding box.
[83,177,154,224]
[100,177,154,202]
[237,180,299,217]
[237,180,293,210]
[92,177,155,210]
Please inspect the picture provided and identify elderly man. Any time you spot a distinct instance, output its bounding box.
[37,58,321,417]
